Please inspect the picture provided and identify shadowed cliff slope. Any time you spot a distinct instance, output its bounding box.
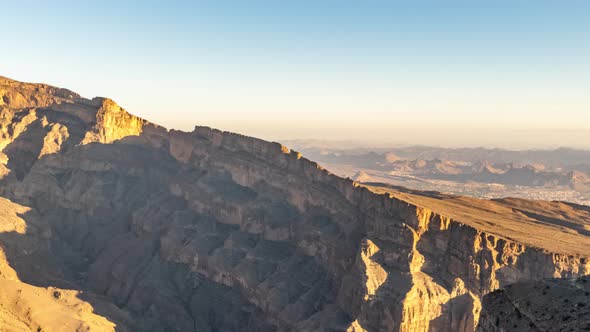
[0,76,588,331]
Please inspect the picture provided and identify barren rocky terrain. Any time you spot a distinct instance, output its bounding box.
[477,275,590,331]
[0,76,588,331]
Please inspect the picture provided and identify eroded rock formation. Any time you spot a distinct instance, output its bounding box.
[0,75,588,331]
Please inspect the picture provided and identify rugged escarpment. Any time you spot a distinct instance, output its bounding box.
[0,76,588,331]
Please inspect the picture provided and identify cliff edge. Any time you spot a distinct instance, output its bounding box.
[0,76,587,331]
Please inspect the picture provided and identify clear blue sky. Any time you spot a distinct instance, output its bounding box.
[2,1,589,148]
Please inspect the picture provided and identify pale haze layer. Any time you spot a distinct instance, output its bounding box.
[2,0,589,149]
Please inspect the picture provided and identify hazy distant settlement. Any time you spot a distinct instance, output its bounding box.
[286,141,590,206]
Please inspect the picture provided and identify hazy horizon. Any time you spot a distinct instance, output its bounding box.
[238,127,590,150]
[2,0,589,149]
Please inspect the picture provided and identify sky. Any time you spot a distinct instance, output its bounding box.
[1,0,589,148]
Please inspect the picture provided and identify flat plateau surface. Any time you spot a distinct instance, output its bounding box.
[366,183,590,256]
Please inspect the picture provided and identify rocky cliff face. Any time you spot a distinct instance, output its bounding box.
[0,75,588,331]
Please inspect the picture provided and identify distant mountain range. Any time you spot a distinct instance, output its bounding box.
[286,141,590,204]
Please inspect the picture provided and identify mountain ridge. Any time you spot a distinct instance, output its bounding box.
[0,75,588,331]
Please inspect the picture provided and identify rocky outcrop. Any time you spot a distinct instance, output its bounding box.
[0,76,79,110]
[80,98,145,144]
[0,76,588,331]
[477,276,590,331]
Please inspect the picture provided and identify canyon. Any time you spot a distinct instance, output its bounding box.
[0,75,588,331]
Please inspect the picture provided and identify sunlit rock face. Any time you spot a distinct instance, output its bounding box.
[0,75,588,331]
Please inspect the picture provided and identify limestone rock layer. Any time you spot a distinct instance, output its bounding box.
[0,75,588,331]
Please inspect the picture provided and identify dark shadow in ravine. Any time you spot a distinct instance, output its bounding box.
[4,119,48,180]
[2,104,89,181]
